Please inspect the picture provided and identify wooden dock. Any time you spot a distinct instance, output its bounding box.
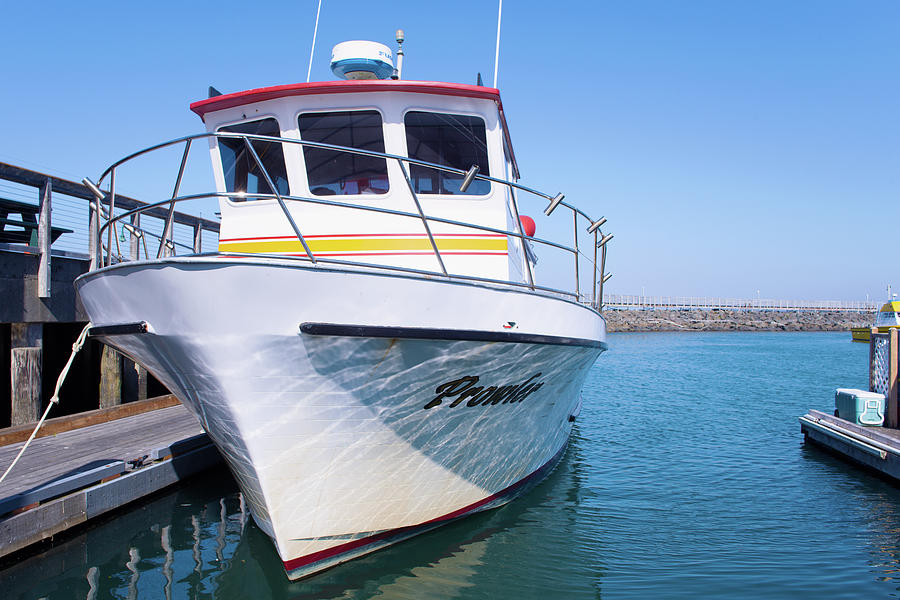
[800,328,900,481]
[0,403,222,559]
[800,410,900,479]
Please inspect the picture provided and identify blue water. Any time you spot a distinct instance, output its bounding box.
[6,331,900,599]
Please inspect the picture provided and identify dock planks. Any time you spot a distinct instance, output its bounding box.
[0,404,223,559]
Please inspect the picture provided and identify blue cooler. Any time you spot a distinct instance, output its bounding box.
[835,388,885,426]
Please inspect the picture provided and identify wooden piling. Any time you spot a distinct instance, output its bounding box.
[99,345,122,409]
[10,323,42,426]
[10,349,40,426]
[121,358,147,404]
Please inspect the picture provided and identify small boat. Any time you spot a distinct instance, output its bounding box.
[851,300,900,342]
[75,39,610,579]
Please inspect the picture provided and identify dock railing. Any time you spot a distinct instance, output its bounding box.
[605,294,876,312]
[85,132,612,310]
[0,162,221,297]
[870,329,899,427]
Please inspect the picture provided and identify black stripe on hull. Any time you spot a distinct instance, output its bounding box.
[299,322,607,349]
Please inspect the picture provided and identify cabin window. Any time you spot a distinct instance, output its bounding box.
[298,110,388,196]
[404,111,490,195]
[218,118,289,200]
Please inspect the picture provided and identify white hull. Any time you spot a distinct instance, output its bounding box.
[75,257,606,578]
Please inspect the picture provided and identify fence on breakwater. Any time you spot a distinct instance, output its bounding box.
[604,294,876,312]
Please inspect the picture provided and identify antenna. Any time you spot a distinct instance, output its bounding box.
[492,0,503,88]
[306,0,323,83]
[395,29,405,80]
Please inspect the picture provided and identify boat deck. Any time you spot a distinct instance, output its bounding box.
[0,404,222,560]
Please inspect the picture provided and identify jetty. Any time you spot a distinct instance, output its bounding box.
[0,162,223,560]
[605,308,872,332]
[800,329,900,479]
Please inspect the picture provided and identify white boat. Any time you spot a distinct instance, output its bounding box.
[75,40,610,579]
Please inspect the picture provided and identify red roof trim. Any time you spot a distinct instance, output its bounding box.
[190,80,501,118]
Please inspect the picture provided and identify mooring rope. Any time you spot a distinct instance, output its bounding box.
[0,322,92,485]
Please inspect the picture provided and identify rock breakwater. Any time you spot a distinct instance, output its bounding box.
[604,309,873,332]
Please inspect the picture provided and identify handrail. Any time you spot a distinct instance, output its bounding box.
[92,131,612,309]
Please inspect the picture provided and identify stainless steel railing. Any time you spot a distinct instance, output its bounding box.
[84,132,612,310]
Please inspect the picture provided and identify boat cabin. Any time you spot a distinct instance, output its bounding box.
[189,79,532,283]
[875,301,900,329]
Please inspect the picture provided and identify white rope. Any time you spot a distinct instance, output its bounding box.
[0,322,92,485]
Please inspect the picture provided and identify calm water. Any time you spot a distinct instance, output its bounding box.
[6,331,900,599]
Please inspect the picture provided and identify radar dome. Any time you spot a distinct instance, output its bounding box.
[330,41,394,80]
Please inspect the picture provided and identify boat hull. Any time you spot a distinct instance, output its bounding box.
[75,257,606,578]
[851,327,871,342]
[851,326,900,343]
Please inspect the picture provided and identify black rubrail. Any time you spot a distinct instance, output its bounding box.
[299,322,604,349]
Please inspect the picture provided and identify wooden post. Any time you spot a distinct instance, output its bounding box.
[136,363,147,402]
[89,200,99,270]
[121,357,148,404]
[99,345,122,409]
[10,323,42,426]
[37,179,52,298]
[193,223,202,254]
[890,328,899,428]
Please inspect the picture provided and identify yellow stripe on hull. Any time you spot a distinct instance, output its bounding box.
[219,236,508,255]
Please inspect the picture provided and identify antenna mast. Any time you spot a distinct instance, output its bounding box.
[306,0,323,83]
[492,0,503,88]
[395,29,405,79]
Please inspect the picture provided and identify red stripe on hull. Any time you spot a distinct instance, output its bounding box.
[282,437,570,577]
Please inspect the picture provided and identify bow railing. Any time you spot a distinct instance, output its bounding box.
[84,132,613,310]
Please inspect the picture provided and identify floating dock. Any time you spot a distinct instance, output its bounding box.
[0,402,222,560]
[800,328,900,481]
[800,409,900,479]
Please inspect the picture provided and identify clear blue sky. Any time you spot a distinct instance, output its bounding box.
[1,1,897,301]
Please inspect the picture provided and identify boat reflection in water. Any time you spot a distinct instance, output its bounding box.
[2,437,601,599]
